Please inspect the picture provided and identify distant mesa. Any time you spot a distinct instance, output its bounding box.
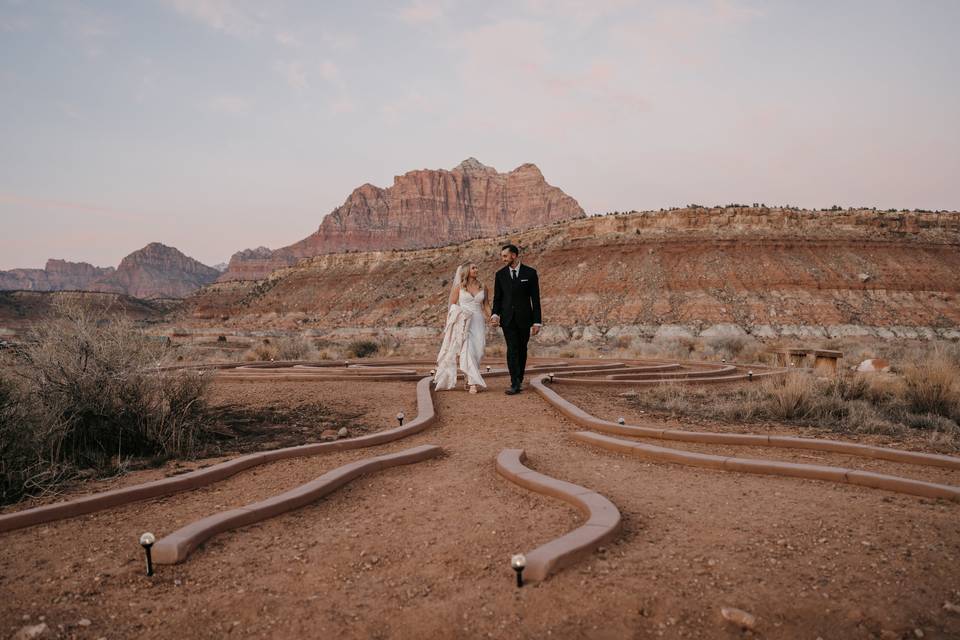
[0,243,219,299]
[218,158,585,281]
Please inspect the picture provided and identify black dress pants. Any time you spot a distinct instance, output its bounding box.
[501,321,530,388]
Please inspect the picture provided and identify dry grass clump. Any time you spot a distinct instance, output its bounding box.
[627,366,960,450]
[902,357,959,418]
[629,335,765,364]
[243,335,319,362]
[0,302,211,504]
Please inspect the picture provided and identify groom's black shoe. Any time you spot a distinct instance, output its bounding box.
[504,386,520,395]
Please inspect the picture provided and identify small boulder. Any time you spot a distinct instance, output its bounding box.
[337,427,348,438]
[855,358,891,373]
[13,623,48,640]
[720,607,757,630]
[320,429,339,441]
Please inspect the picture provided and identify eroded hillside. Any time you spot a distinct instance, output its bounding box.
[182,207,960,341]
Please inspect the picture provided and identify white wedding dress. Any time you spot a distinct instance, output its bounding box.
[434,287,487,390]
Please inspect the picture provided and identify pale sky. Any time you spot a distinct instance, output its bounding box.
[1,0,958,270]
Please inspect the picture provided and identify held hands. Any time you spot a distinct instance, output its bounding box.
[489,314,500,327]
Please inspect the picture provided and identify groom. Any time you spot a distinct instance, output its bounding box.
[490,244,542,395]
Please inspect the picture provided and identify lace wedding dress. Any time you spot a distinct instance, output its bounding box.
[434,287,487,390]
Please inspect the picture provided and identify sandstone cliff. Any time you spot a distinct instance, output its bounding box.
[0,259,114,291]
[92,243,220,299]
[219,158,584,281]
[0,244,219,299]
[184,207,960,340]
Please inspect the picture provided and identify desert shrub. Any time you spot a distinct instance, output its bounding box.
[245,342,279,361]
[764,373,818,420]
[698,335,765,363]
[347,340,379,359]
[902,358,959,418]
[273,335,316,361]
[648,336,697,359]
[0,302,211,504]
[0,372,44,503]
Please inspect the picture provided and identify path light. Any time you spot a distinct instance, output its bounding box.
[617,417,626,425]
[397,411,405,426]
[429,369,436,376]
[547,373,555,384]
[486,366,491,373]
[139,532,156,577]
[511,554,526,588]
[721,358,726,364]
[748,370,754,381]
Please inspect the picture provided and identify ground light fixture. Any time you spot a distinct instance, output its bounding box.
[511,554,526,587]
[139,532,156,576]
[397,411,405,426]
[486,365,491,373]
[617,417,626,425]
[547,373,555,383]
[748,370,754,381]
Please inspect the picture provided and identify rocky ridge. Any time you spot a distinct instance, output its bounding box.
[0,243,219,299]
[218,158,584,281]
[183,206,960,342]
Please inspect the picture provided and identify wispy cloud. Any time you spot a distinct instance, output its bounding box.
[164,0,262,37]
[321,30,357,50]
[380,91,435,123]
[274,30,301,48]
[0,192,150,223]
[0,12,29,32]
[318,60,338,81]
[275,60,308,90]
[398,0,449,24]
[329,96,355,115]
[205,94,251,116]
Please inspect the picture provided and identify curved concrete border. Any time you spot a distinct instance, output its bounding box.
[573,431,960,501]
[153,444,443,564]
[0,376,438,534]
[532,375,960,471]
[495,448,621,583]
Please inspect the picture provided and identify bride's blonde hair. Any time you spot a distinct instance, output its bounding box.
[458,262,482,289]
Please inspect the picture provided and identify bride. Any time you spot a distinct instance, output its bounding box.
[434,262,490,393]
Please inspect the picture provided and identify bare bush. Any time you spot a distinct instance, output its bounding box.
[347,340,379,359]
[1,301,211,504]
[245,340,279,361]
[273,335,317,361]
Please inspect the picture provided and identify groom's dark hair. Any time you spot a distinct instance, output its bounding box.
[502,243,519,255]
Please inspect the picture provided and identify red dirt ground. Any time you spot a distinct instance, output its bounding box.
[1,377,958,639]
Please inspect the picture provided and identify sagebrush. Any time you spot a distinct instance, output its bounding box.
[0,302,211,504]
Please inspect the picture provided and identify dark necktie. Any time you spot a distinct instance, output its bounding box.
[511,268,517,280]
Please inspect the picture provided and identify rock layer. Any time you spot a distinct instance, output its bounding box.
[219,158,584,281]
[184,207,960,338]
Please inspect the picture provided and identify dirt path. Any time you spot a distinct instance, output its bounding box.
[2,378,959,639]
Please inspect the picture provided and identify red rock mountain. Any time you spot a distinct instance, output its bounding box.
[185,207,960,340]
[219,158,584,281]
[0,259,114,292]
[0,243,219,299]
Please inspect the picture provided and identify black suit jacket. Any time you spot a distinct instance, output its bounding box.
[492,264,542,329]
